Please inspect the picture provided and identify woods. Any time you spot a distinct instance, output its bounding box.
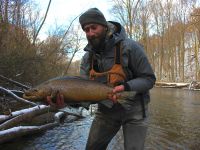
[0,0,82,86]
[110,0,200,82]
[0,0,200,84]
[0,0,199,85]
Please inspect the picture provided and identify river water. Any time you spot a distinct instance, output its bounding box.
[1,88,200,150]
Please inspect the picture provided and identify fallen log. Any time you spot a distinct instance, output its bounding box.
[59,107,85,118]
[189,81,200,90]
[0,105,47,123]
[0,105,85,123]
[0,110,65,144]
[155,82,189,88]
[0,105,51,130]
[0,124,57,144]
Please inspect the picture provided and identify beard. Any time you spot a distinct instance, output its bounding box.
[87,30,107,52]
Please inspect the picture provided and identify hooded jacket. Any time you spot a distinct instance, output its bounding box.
[80,21,156,110]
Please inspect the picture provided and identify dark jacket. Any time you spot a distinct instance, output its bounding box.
[80,21,156,110]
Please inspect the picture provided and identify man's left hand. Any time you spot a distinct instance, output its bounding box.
[108,85,125,103]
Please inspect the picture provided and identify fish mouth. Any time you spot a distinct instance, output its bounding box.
[23,94,39,101]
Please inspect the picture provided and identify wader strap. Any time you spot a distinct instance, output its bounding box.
[90,42,121,69]
[115,42,121,64]
[90,53,99,72]
[89,52,94,70]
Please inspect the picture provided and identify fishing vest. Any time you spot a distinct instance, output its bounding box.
[89,42,127,86]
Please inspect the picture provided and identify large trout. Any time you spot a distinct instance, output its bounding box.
[23,76,134,107]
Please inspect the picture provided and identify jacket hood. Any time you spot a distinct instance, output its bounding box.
[84,21,127,52]
[108,21,127,43]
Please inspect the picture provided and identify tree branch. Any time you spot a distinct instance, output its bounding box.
[0,86,37,106]
[0,75,30,89]
[33,0,52,44]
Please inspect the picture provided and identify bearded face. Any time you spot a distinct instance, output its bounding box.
[87,30,106,50]
[84,24,107,51]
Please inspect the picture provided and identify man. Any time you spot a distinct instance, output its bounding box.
[79,8,156,150]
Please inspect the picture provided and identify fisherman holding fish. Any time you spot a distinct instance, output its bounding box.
[23,7,156,150]
[79,8,156,150]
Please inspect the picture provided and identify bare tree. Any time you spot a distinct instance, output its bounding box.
[33,0,52,44]
[109,0,200,82]
[61,25,84,76]
[110,0,141,39]
[190,7,200,80]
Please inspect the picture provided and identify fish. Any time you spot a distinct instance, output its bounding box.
[23,76,136,107]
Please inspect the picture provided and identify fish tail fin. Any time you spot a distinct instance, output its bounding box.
[117,91,136,103]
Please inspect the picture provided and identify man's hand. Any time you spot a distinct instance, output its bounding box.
[108,85,125,103]
[46,92,65,109]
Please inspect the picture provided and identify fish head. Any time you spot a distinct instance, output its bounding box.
[23,87,48,101]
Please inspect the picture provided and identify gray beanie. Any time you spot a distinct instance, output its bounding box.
[79,8,107,29]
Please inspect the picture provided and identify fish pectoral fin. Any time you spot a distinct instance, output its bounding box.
[46,94,65,109]
[56,93,65,108]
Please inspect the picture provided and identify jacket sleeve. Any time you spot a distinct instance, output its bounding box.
[126,41,156,92]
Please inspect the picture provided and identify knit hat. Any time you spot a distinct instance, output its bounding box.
[79,8,107,29]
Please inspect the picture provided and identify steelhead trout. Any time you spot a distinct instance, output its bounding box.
[23,76,116,103]
[23,76,136,108]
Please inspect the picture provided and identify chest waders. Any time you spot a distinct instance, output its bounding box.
[89,42,126,86]
[89,42,146,118]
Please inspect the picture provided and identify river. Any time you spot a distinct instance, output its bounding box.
[0,88,200,150]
